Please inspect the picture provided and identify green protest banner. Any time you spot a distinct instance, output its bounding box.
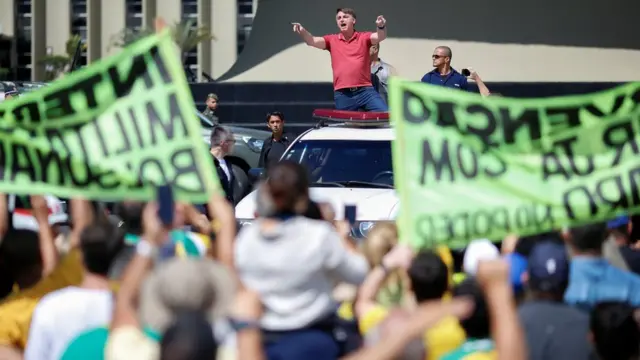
[0,31,219,202]
[389,79,640,249]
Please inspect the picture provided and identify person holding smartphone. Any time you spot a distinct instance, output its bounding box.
[420,46,469,91]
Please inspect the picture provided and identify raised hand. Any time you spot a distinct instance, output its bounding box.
[292,22,305,34]
[376,16,386,28]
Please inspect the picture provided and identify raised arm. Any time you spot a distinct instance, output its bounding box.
[468,68,492,97]
[292,23,326,50]
[370,16,387,44]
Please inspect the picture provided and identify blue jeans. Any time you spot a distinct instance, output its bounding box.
[334,86,388,112]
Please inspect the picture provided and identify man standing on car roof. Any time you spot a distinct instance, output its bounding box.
[292,8,388,112]
[259,111,292,170]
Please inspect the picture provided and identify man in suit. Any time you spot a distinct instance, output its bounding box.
[209,126,235,204]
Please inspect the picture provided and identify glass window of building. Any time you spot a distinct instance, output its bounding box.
[125,0,143,31]
[182,0,198,78]
[237,0,254,55]
[70,0,87,66]
[16,0,32,80]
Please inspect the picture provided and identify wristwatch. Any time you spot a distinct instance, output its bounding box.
[229,318,260,332]
[136,239,158,258]
[377,25,386,30]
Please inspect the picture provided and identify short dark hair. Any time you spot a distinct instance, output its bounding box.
[591,302,640,360]
[266,161,309,213]
[266,111,285,122]
[160,311,217,360]
[114,202,145,235]
[336,8,357,18]
[453,278,490,339]
[436,46,452,58]
[209,126,233,148]
[408,250,449,302]
[0,229,42,277]
[80,219,125,276]
[570,222,607,252]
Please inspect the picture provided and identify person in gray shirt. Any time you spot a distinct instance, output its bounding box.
[518,241,595,360]
[370,43,397,104]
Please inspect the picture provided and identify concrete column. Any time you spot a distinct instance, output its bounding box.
[253,0,258,16]
[197,0,211,82]
[99,0,126,58]
[211,0,237,78]
[87,0,102,62]
[142,0,156,29]
[31,0,47,80]
[155,0,181,26]
[45,0,71,56]
[0,0,15,36]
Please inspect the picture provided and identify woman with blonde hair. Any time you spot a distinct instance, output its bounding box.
[360,223,407,307]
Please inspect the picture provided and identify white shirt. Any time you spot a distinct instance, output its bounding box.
[218,158,231,181]
[25,287,113,360]
[235,217,369,330]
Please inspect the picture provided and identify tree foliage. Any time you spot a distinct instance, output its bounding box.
[38,34,86,80]
[109,19,215,64]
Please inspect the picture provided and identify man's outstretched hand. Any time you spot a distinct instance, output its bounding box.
[376,16,386,28]
[292,22,305,34]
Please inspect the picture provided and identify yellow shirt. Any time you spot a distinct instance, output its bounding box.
[359,304,466,360]
[0,249,84,349]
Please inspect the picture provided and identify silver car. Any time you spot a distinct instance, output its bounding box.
[196,111,271,203]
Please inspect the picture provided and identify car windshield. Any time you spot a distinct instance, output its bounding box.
[283,140,394,187]
[196,111,214,128]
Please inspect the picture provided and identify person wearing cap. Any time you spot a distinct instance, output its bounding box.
[462,239,500,277]
[518,241,594,360]
[202,93,219,125]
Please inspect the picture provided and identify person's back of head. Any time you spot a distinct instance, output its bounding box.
[160,311,217,360]
[590,302,640,360]
[113,201,145,236]
[408,250,449,302]
[80,219,125,276]
[265,161,309,214]
[453,278,490,339]
[570,222,607,254]
[0,229,43,288]
[527,240,570,300]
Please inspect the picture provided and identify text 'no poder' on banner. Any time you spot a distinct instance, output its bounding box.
[0,31,218,202]
[389,79,640,249]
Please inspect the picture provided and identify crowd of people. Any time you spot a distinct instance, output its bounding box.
[0,158,636,360]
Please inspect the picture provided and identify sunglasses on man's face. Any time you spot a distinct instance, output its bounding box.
[432,55,446,59]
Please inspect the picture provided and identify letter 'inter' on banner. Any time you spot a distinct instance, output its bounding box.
[0,31,219,202]
[390,78,640,249]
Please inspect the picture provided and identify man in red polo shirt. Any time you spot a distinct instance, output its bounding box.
[292,8,388,112]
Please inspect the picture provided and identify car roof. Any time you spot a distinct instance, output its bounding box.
[299,125,394,141]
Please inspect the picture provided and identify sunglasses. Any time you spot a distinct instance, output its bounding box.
[432,55,446,59]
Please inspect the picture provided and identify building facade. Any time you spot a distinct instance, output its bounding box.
[0,0,253,81]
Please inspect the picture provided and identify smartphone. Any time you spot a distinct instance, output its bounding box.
[461,68,471,77]
[156,185,174,227]
[344,205,357,225]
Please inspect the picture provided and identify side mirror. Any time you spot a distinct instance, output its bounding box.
[248,168,266,182]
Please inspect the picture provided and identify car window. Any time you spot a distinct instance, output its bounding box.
[196,110,214,128]
[283,140,393,186]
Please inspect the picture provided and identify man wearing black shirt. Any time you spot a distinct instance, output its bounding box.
[258,111,292,169]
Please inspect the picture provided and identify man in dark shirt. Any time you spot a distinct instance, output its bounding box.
[420,46,468,90]
[258,111,292,169]
[518,241,594,360]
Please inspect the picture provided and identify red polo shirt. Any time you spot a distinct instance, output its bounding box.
[323,31,373,91]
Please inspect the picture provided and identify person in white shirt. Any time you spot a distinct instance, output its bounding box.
[24,218,125,360]
[235,161,369,359]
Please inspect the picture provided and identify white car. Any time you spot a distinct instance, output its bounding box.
[235,110,397,240]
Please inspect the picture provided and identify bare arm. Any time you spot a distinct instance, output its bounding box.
[207,193,236,269]
[478,260,527,360]
[469,69,492,97]
[30,196,57,276]
[370,16,387,44]
[68,199,93,249]
[292,23,326,50]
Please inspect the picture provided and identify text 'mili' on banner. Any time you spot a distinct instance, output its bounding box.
[389,79,640,249]
[0,31,219,202]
